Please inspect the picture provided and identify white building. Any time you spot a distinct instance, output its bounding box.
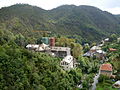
[117,37,120,43]
[36,43,49,51]
[60,55,74,70]
[113,81,120,88]
[50,46,71,57]
[26,43,49,51]
[26,44,39,50]
[84,46,106,60]
[95,50,106,60]
[96,50,106,54]
[104,38,109,42]
[90,46,101,52]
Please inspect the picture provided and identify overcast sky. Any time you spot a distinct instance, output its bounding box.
[0,0,120,14]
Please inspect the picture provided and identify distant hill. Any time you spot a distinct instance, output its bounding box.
[0,4,120,43]
[115,14,120,22]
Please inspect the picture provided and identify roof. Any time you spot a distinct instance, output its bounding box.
[96,50,106,54]
[109,48,117,51]
[104,38,109,41]
[40,43,49,49]
[51,46,70,51]
[83,51,93,57]
[114,81,120,85]
[41,43,49,46]
[100,64,112,71]
[62,55,73,63]
[117,37,120,40]
[90,46,101,50]
[113,81,120,88]
[36,47,44,51]
[83,52,91,57]
[36,43,49,51]
[26,44,39,48]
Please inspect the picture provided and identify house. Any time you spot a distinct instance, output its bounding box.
[26,44,39,50]
[26,43,49,51]
[60,55,74,70]
[83,49,106,60]
[83,51,95,57]
[83,51,92,57]
[50,46,71,57]
[95,50,106,60]
[90,46,101,53]
[113,81,120,88]
[26,44,72,58]
[104,38,109,42]
[99,64,112,77]
[109,48,117,52]
[117,37,120,43]
[36,43,49,51]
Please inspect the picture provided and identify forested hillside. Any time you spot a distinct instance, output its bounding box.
[0,29,83,90]
[0,4,120,43]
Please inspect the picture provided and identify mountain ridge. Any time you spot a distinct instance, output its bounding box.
[0,4,120,43]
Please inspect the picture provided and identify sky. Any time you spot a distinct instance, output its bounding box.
[0,0,120,14]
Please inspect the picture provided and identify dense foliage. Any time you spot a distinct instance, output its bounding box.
[0,29,83,90]
[0,23,100,90]
[97,75,117,90]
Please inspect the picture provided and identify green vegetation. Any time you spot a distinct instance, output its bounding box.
[78,56,99,74]
[0,4,120,90]
[0,4,120,43]
[0,23,100,90]
[0,29,84,90]
[97,35,120,90]
[97,75,117,90]
[102,36,120,72]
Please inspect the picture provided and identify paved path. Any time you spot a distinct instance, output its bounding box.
[91,74,100,90]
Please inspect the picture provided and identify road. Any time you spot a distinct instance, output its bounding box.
[91,73,100,90]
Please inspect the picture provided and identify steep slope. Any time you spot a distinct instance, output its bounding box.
[50,5,120,39]
[0,4,49,37]
[0,4,120,42]
[115,15,120,23]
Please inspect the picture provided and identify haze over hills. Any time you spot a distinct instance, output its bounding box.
[0,4,120,43]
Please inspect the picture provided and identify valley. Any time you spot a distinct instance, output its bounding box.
[0,4,120,90]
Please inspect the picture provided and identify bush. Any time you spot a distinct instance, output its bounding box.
[98,75,109,83]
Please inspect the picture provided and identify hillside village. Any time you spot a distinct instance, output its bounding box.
[26,36,108,71]
[0,29,119,90]
[0,21,120,90]
[26,37,77,70]
[0,4,120,90]
[25,35,120,90]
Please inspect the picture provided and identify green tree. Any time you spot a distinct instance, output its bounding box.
[72,44,83,58]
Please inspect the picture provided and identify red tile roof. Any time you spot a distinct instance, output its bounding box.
[100,64,112,71]
[109,48,117,51]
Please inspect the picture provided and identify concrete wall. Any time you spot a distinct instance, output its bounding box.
[100,70,112,76]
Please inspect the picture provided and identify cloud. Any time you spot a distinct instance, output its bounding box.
[105,7,120,14]
[102,0,120,8]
